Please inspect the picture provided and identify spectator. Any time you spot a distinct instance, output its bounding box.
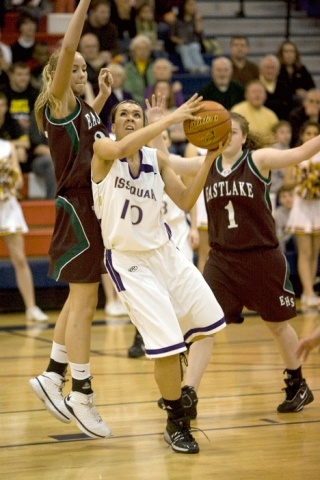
[199,56,244,110]
[0,139,48,322]
[229,35,259,87]
[272,119,292,151]
[29,41,50,89]
[10,11,38,64]
[0,91,30,164]
[27,111,56,199]
[259,54,293,120]
[79,33,108,95]
[285,120,320,309]
[169,0,209,74]
[152,79,187,155]
[0,50,10,90]
[289,88,320,147]
[154,0,184,53]
[0,28,12,68]
[135,2,164,56]
[231,79,279,137]
[110,0,137,58]
[81,0,119,62]
[144,57,184,107]
[273,185,295,253]
[10,0,51,20]
[123,34,154,105]
[99,62,133,129]
[6,61,39,134]
[276,39,315,106]
[270,120,292,209]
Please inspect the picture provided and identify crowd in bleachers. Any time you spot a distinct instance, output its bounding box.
[0,1,319,181]
[0,0,320,305]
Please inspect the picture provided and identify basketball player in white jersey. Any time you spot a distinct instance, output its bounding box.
[127,129,199,358]
[91,98,227,454]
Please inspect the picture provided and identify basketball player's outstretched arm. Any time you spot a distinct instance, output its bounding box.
[253,133,320,178]
[159,134,231,212]
[51,0,91,101]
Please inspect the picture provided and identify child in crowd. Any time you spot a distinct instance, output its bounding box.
[273,185,295,253]
[270,120,292,210]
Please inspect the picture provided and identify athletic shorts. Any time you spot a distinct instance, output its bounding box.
[203,247,296,324]
[48,190,106,283]
[105,240,225,359]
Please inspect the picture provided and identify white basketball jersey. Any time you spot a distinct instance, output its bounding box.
[92,146,171,251]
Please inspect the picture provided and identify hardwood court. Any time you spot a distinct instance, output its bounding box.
[1,306,319,480]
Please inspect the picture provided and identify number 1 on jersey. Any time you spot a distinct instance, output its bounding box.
[225,200,238,229]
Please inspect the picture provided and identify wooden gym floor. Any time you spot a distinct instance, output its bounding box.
[0,306,319,480]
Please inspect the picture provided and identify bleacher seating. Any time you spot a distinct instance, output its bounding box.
[0,199,54,260]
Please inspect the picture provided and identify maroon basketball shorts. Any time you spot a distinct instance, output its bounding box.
[203,247,296,324]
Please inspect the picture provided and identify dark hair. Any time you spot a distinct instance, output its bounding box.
[9,61,30,74]
[89,0,111,11]
[276,40,301,69]
[298,120,320,144]
[111,100,147,125]
[16,11,38,31]
[230,35,249,45]
[271,120,292,134]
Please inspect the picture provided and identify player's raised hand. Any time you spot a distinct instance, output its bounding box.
[205,131,232,161]
[98,68,113,98]
[145,93,166,124]
[296,336,318,361]
[168,93,203,125]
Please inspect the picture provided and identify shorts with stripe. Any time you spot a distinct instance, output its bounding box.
[48,190,106,283]
[203,247,296,324]
[105,240,225,358]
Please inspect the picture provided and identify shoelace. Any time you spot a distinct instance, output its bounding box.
[81,396,104,423]
[167,422,209,449]
[179,353,188,381]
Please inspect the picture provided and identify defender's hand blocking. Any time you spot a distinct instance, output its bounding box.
[168,93,203,125]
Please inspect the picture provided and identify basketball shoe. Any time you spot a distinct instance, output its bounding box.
[26,306,48,322]
[64,391,111,438]
[158,385,198,419]
[164,415,199,454]
[277,378,314,412]
[128,330,145,358]
[29,371,71,423]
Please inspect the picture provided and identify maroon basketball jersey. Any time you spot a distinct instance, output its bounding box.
[44,97,108,195]
[205,149,279,251]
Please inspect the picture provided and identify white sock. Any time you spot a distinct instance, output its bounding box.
[69,362,91,380]
[50,341,68,364]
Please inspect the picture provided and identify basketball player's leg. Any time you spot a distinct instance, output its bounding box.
[265,320,314,412]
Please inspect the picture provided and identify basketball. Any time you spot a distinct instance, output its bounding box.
[183,101,231,150]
